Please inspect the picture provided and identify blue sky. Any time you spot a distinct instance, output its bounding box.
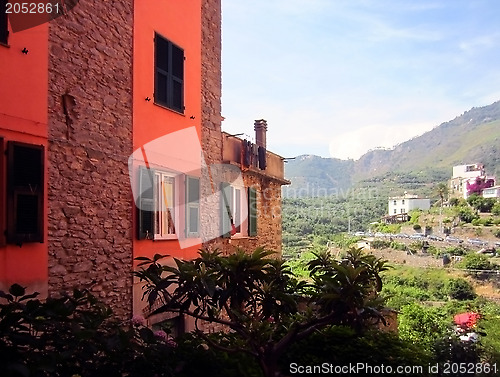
[220,0,500,160]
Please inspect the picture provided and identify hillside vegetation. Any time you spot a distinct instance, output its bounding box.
[284,100,500,198]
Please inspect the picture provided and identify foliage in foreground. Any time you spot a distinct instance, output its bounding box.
[134,247,390,377]
[0,284,176,377]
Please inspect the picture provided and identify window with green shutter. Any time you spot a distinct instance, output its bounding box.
[154,33,184,113]
[185,176,199,237]
[248,187,257,236]
[220,182,232,238]
[137,166,154,240]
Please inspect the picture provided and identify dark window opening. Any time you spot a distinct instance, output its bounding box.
[7,142,44,244]
[154,33,184,113]
[0,0,8,45]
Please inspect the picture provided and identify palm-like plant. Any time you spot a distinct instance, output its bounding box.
[134,247,390,377]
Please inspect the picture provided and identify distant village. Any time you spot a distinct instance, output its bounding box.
[383,163,498,224]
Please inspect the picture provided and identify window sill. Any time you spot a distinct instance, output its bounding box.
[153,236,178,241]
[0,41,10,48]
[153,102,185,116]
[229,235,257,241]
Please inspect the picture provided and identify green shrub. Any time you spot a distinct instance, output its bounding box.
[0,284,178,377]
[457,206,479,223]
[371,240,391,249]
[413,224,422,231]
[444,246,467,256]
[492,202,500,216]
[457,253,495,270]
[390,241,407,251]
[398,303,449,350]
[445,278,476,300]
[282,326,432,372]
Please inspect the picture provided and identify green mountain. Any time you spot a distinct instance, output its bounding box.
[284,100,500,197]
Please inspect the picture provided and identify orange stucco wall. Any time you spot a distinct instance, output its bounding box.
[133,0,202,261]
[0,22,48,295]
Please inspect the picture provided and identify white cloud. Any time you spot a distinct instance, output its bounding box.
[222,0,500,160]
[328,121,435,160]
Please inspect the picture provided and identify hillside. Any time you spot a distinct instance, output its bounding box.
[284,100,500,197]
[355,100,500,181]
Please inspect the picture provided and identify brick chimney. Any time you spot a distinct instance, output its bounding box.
[254,119,267,149]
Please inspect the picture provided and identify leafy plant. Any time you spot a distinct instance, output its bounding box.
[398,303,449,350]
[134,247,390,377]
[458,253,496,271]
[0,284,176,377]
[445,278,476,300]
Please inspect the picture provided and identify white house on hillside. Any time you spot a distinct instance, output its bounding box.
[452,164,485,180]
[388,193,430,216]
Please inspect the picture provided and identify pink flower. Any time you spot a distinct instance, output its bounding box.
[131,315,146,326]
[154,330,169,341]
[166,338,178,348]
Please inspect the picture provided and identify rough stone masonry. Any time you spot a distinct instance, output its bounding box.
[47,0,134,319]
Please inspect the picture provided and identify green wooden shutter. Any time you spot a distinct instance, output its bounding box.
[7,142,44,245]
[220,182,232,238]
[154,33,184,113]
[137,166,155,240]
[171,43,184,113]
[185,176,199,237]
[248,187,257,236]
[154,33,169,107]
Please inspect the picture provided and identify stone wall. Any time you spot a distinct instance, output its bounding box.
[47,0,134,320]
[200,0,224,249]
[199,0,285,256]
[220,173,283,255]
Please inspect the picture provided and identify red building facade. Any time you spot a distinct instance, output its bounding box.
[1,0,288,322]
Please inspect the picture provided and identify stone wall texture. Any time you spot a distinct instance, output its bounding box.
[47,0,134,320]
[199,0,284,257]
[200,0,224,249]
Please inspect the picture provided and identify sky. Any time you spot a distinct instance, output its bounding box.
[220,0,500,160]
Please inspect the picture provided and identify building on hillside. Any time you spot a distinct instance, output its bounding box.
[463,176,496,199]
[0,0,288,328]
[383,193,430,224]
[450,163,495,199]
[452,164,485,180]
[482,185,500,199]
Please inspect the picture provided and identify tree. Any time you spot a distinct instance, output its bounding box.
[446,278,476,300]
[435,182,449,205]
[435,183,449,233]
[134,247,390,377]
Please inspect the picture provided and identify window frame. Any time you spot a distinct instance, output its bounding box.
[220,183,256,239]
[6,141,45,245]
[137,167,199,241]
[153,170,178,240]
[154,32,184,114]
